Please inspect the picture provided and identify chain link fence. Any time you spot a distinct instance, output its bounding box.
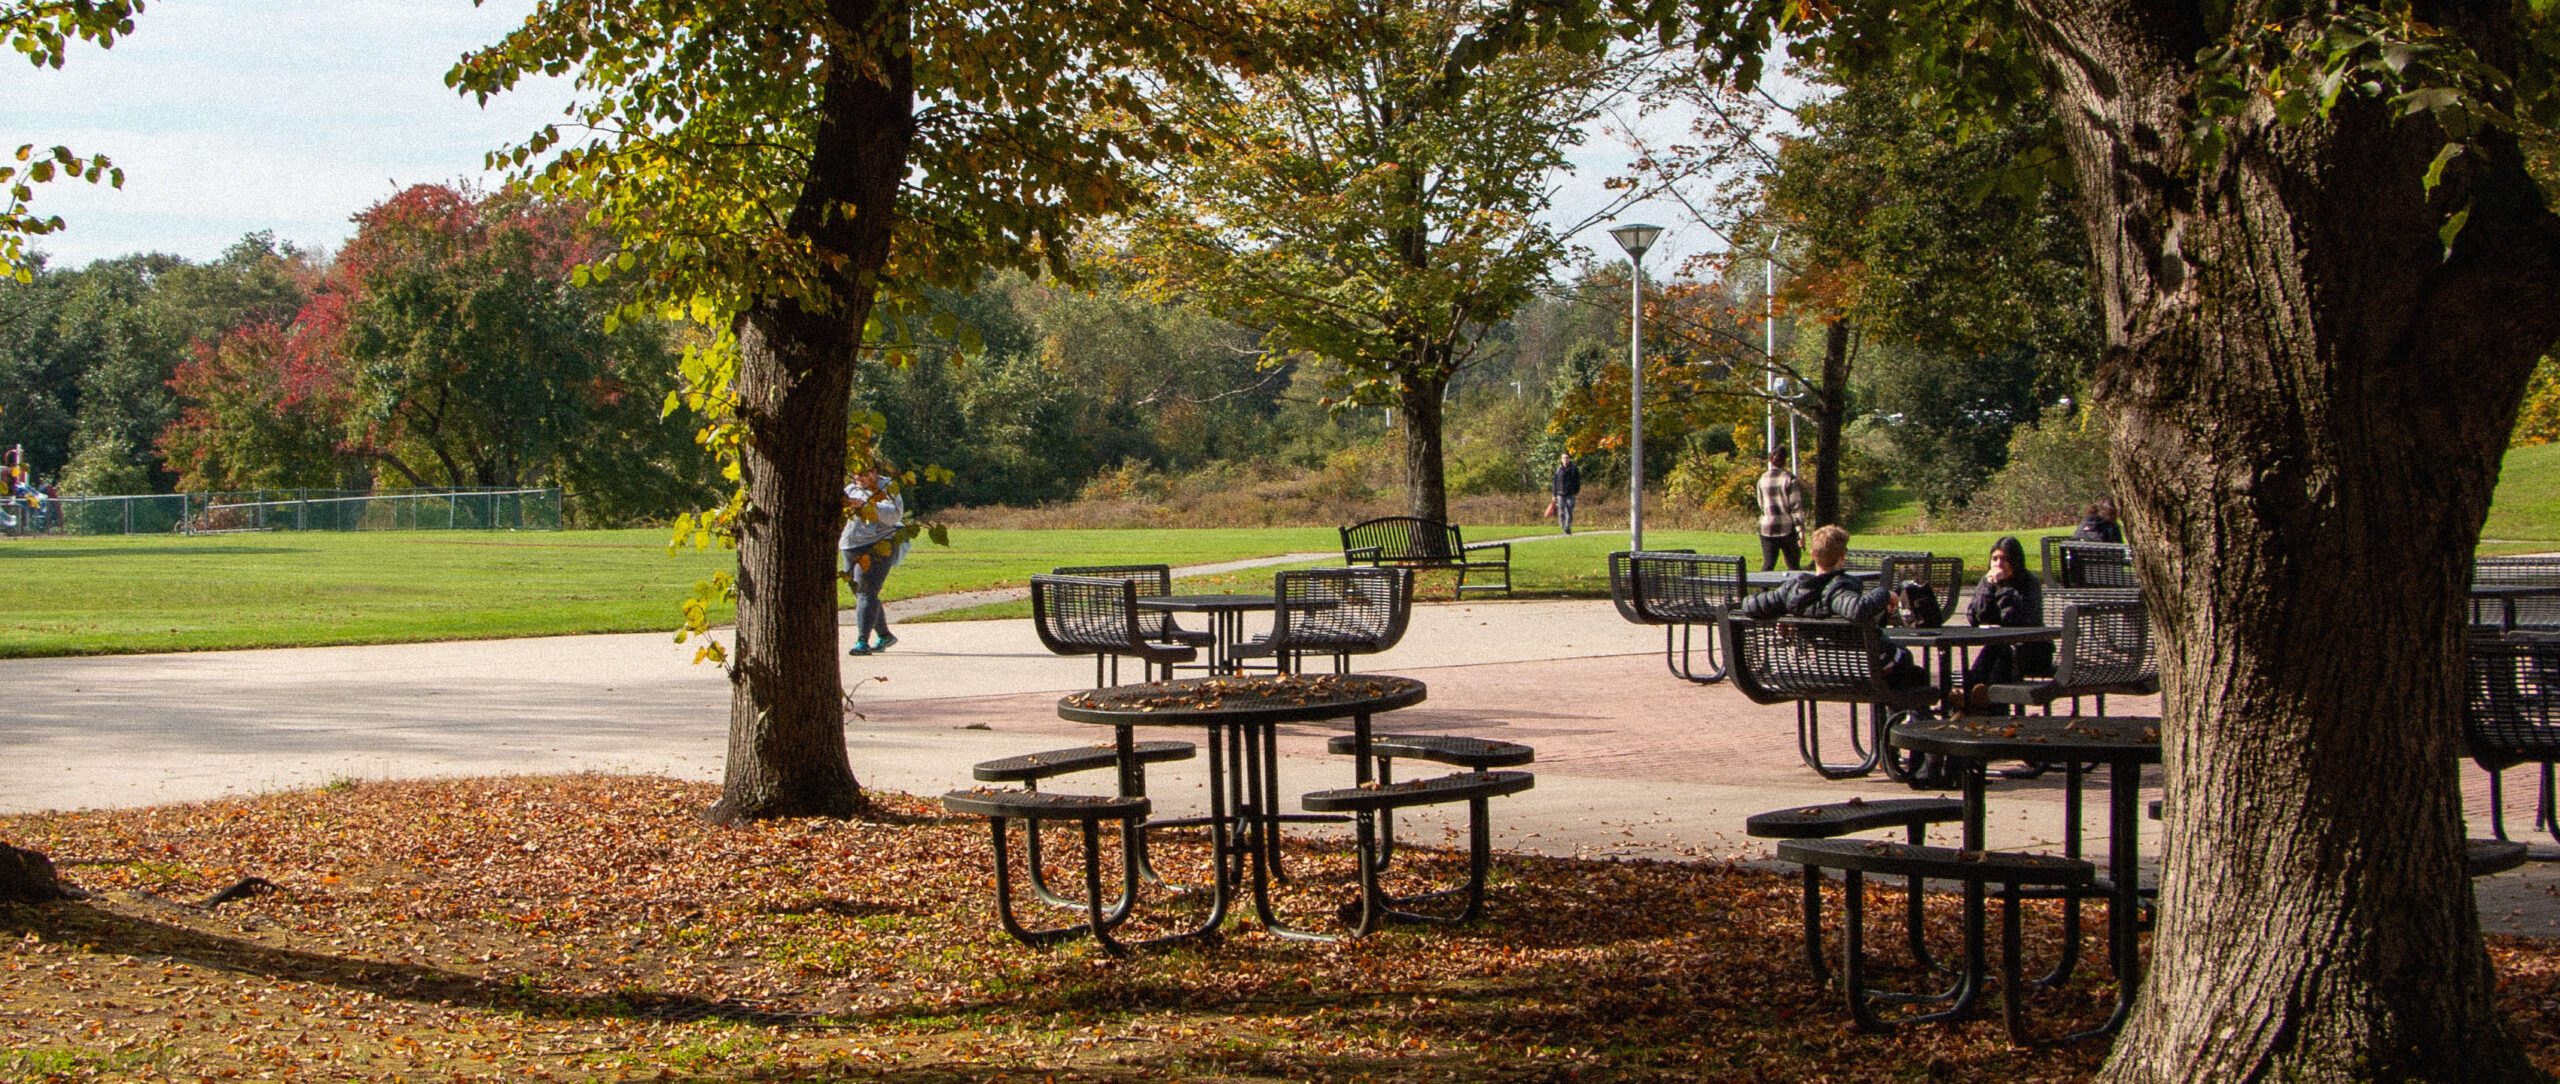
[1,487,562,536]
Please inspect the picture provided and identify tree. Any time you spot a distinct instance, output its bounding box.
[451,0,1264,822]
[1667,0,2560,1077]
[1128,0,1646,521]
[2,0,137,279]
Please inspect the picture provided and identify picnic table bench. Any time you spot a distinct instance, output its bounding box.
[1339,516,1511,597]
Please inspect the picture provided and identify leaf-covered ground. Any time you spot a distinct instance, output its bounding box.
[4,775,2557,1081]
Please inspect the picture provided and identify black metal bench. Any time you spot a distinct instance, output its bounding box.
[1030,574,1199,686]
[1609,550,1744,682]
[2475,556,2560,631]
[1747,798,1965,983]
[1300,769,1535,935]
[2053,541,2136,588]
[2463,637,2560,844]
[1985,600,2157,714]
[1339,516,1510,597]
[1726,616,1941,779]
[1776,838,2096,1045]
[974,740,1198,899]
[941,788,1153,956]
[1050,563,1217,651]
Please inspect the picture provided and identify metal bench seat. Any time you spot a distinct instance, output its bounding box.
[1727,615,1941,779]
[972,741,1196,783]
[1749,798,1964,983]
[942,788,1155,957]
[2470,838,2531,877]
[1323,733,1536,770]
[1746,797,1964,839]
[1299,769,1534,935]
[1984,600,2157,714]
[1777,838,2097,1044]
[1339,515,1510,597]
[1609,550,1743,682]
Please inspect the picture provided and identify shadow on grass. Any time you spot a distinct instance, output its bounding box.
[0,899,819,1029]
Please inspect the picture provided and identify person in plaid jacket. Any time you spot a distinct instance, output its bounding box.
[1754,452,1807,571]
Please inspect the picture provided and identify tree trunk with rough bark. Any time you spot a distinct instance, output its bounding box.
[706,0,914,825]
[2018,1,2560,1079]
[1810,319,1852,528]
[1397,364,1451,522]
[0,841,71,904]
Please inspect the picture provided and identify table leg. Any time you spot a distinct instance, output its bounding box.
[2101,758,2142,1032]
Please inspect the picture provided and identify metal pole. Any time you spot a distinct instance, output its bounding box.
[1629,250,1645,552]
[1765,243,1779,462]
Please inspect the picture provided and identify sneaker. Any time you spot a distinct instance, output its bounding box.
[872,632,898,652]
[847,643,873,656]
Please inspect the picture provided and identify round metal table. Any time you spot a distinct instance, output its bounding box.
[1058,673,1428,939]
[1133,594,1278,673]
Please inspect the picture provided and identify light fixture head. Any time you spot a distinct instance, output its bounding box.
[1609,222,1664,261]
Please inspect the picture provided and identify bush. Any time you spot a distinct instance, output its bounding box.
[1950,403,2112,529]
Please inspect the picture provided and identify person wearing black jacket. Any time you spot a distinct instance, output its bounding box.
[2074,500,2125,544]
[1955,535,2055,709]
[1550,452,1582,535]
[1739,524,1927,689]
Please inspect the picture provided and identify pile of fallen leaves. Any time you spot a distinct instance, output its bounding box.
[0,775,2554,1082]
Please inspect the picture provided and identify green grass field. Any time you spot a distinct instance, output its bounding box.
[7,446,2555,659]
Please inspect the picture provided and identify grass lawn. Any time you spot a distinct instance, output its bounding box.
[2488,442,2560,543]
[18,774,2559,1081]
[8,442,2554,659]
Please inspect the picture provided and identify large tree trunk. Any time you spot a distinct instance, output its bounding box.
[1397,363,1451,522]
[1809,318,1852,527]
[706,0,914,825]
[2019,2,2560,1079]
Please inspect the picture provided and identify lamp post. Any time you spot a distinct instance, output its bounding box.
[1609,222,1663,551]
[1764,230,1784,470]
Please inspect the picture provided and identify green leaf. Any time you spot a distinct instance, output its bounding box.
[2440,203,2471,251]
[2422,142,2463,193]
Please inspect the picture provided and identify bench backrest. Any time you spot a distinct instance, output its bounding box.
[1608,549,1692,623]
[2056,541,2136,588]
[2054,601,2153,689]
[1028,574,1147,657]
[1053,563,1180,641]
[1618,551,1743,625]
[2465,638,2560,769]
[1723,616,1897,706]
[1842,548,1930,575]
[1271,566,1412,652]
[2040,586,2141,626]
[1880,555,1964,628]
[2475,556,2560,630]
[1341,516,1462,562]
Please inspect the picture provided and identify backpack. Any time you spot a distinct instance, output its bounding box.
[1897,580,1947,628]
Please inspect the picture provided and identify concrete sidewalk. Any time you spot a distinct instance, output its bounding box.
[6,594,2558,935]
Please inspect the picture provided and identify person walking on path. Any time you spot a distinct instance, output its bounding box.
[839,469,909,656]
[1754,451,1807,571]
[1550,452,1582,535]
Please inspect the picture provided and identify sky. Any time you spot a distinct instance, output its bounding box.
[2,3,1723,275]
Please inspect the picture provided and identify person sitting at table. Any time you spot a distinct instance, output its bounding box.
[1740,524,1928,690]
[1953,535,2056,712]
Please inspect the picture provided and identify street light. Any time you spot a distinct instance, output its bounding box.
[1609,222,1663,552]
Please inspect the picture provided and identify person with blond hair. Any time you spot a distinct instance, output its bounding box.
[1740,524,1927,689]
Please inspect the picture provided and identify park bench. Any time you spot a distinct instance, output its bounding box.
[1608,550,1744,682]
[1747,797,1965,984]
[1338,516,1510,598]
[1725,615,1941,779]
[2474,555,2560,631]
[1301,767,1535,935]
[1984,600,2157,715]
[941,787,1152,956]
[1775,837,2096,1045]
